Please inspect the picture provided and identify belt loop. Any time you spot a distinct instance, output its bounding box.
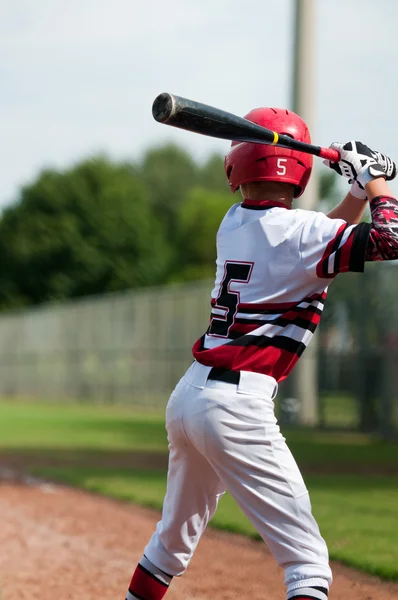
[238,370,278,398]
[183,361,212,389]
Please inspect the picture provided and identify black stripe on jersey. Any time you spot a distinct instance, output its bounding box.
[229,333,308,356]
[349,221,371,271]
[234,315,319,332]
[227,330,248,340]
[321,226,347,278]
[238,302,324,316]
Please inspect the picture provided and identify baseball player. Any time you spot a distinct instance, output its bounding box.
[124,108,398,600]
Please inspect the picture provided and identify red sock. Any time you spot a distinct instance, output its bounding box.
[126,563,170,600]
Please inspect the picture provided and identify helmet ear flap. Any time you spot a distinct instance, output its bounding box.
[296,166,312,197]
[224,158,232,180]
[224,157,237,191]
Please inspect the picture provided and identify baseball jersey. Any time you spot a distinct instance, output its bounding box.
[192,199,370,382]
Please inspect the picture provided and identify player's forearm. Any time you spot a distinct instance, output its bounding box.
[327,192,368,224]
[365,179,398,261]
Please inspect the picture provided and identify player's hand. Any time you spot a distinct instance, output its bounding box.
[349,150,397,199]
[370,150,396,181]
[323,141,387,187]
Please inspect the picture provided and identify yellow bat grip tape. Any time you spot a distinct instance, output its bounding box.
[272,132,279,144]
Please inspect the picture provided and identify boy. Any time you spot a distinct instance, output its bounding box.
[125,107,397,600]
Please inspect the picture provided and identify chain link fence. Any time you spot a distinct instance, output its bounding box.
[317,262,398,436]
[0,267,397,436]
[0,282,211,407]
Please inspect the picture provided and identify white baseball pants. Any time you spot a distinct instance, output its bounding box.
[144,361,332,593]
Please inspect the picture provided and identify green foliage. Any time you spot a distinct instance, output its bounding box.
[0,144,238,308]
[174,187,232,281]
[198,153,230,193]
[139,143,199,235]
[0,156,172,307]
[319,169,340,208]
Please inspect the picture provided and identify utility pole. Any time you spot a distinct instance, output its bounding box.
[292,0,318,425]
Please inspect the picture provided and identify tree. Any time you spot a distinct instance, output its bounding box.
[173,187,233,281]
[319,169,341,209]
[199,153,230,194]
[139,144,198,237]
[0,156,171,307]
[138,145,233,281]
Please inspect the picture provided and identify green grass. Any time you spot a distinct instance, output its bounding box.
[0,401,167,450]
[286,429,398,470]
[308,474,398,580]
[319,392,360,427]
[0,400,396,468]
[1,399,398,580]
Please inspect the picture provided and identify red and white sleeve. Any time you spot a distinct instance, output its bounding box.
[298,211,370,279]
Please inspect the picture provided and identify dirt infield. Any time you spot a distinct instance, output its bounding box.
[1,477,398,600]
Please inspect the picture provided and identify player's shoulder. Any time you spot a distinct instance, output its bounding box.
[290,207,346,229]
[218,202,243,232]
[291,208,347,244]
[290,207,329,224]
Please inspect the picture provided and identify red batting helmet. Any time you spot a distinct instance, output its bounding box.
[224,107,312,198]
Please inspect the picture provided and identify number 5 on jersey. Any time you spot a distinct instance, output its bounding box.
[208,261,253,338]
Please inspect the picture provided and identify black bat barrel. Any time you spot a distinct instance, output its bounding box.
[152,92,277,144]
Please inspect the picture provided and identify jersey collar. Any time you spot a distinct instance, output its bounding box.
[241,199,291,210]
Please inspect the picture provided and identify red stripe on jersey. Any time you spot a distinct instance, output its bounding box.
[282,305,323,325]
[316,223,347,278]
[229,322,259,335]
[192,338,299,382]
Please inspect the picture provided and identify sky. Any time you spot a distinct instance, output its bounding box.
[1,0,398,207]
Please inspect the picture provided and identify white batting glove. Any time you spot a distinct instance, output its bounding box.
[323,141,386,187]
[349,150,397,200]
[371,150,397,181]
[349,180,368,200]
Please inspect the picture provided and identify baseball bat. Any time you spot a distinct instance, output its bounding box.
[152,93,340,162]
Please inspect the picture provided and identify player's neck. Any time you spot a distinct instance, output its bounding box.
[240,182,294,209]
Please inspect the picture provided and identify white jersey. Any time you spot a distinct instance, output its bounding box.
[193,198,370,381]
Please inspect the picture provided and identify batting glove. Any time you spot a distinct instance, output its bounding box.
[349,180,368,200]
[349,150,397,199]
[323,141,387,188]
[370,150,397,181]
